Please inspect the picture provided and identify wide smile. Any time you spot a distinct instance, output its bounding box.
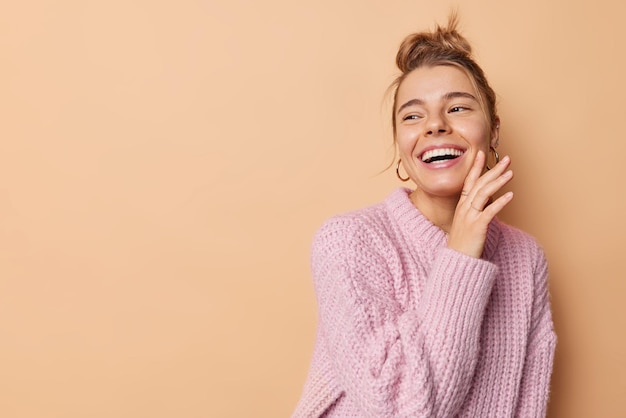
[418,147,466,164]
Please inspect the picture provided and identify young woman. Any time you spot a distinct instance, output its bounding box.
[293,15,556,418]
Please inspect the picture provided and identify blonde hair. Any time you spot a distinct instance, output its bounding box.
[389,13,498,139]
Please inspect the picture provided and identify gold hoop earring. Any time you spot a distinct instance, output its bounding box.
[396,159,410,182]
[486,146,500,170]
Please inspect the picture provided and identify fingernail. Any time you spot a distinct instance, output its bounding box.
[503,170,513,178]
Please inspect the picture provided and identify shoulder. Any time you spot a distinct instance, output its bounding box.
[495,219,548,276]
[312,188,412,253]
[310,196,403,292]
[310,197,408,312]
[312,201,392,264]
[497,220,545,253]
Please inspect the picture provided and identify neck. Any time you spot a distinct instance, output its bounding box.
[409,189,459,234]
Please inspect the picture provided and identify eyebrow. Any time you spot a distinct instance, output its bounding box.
[396,91,479,115]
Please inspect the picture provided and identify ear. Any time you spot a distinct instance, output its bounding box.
[490,116,500,148]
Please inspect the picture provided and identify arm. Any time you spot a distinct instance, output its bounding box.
[313,218,497,417]
[515,249,557,418]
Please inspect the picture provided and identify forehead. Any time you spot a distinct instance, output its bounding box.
[396,65,477,103]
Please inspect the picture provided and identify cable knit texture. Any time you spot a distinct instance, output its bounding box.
[293,188,556,418]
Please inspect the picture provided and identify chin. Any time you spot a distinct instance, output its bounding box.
[418,183,463,198]
[416,177,465,197]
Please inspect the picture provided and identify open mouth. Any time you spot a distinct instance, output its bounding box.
[420,148,464,164]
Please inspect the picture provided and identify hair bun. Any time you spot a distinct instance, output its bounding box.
[396,13,472,73]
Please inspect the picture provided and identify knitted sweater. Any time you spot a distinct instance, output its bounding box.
[293,188,556,418]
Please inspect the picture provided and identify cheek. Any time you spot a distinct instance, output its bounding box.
[395,129,419,156]
[457,122,491,147]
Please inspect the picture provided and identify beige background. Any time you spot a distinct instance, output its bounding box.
[1,0,624,417]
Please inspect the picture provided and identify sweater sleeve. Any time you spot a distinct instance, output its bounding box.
[312,218,497,417]
[514,247,557,418]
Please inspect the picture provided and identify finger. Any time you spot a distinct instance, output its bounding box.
[465,155,511,204]
[461,151,486,198]
[471,154,511,190]
[482,191,514,219]
[470,169,514,210]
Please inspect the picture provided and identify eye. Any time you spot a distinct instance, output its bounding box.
[450,106,469,113]
[402,114,421,121]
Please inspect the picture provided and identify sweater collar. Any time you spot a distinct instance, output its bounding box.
[384,188,501,261]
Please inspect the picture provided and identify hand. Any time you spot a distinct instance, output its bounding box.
[447,150,514,258]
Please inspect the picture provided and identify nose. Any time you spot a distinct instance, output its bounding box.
[425,113,449,136]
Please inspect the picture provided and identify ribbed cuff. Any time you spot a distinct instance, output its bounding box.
[418,247,497,341]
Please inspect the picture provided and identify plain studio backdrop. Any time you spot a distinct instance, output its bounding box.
[1,1,625,417]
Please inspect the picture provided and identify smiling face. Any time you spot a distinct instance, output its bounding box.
[395,65,498,199]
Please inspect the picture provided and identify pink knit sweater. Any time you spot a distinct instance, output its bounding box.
[293,188,556,417]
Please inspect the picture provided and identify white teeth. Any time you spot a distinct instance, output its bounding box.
[421,148,464,162]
